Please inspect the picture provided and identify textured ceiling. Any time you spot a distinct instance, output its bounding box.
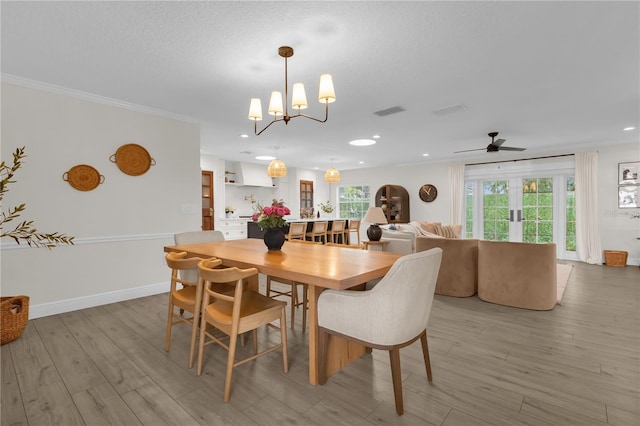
[2,1,638,170]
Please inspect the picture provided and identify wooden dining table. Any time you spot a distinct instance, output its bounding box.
[164,238,402,384]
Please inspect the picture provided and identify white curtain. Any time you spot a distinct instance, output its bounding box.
[575,151,602,264]
[448,164,465,225]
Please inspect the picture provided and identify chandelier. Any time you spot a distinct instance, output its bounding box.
[248,46,336,136]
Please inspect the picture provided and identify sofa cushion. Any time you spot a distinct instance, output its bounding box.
[433,224,461,238]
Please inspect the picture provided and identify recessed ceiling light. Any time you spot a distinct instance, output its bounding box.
[240,134,249,138]
[349,139,376,146]
[255,155,276,161]
[422,153,430,157]
[623,126,635,131]
[372,134,381,139]
[359,161,365,164]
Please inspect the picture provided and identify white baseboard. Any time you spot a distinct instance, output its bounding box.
[29,282,168,319]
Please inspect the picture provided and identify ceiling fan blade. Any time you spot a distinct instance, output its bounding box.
[498,146,526,151]
[454,148,486,153]
[492,138,506,147]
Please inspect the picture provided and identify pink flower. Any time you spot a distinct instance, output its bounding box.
[251,212,260,221]
[276,207,285,216]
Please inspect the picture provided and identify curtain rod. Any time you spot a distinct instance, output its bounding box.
[465,153,574,167]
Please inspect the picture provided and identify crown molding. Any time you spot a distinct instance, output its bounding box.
[1,73,200,124]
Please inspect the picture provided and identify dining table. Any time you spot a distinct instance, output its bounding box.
[164,238,402,384]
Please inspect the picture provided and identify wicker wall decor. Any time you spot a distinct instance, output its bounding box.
[63,164,105,191]
[110,143,156,176]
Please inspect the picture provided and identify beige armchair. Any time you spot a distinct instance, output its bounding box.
[317,248,443,415]
[477,240,557,310]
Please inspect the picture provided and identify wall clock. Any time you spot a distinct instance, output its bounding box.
[419,184,438,202]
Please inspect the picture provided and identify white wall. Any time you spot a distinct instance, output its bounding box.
[596,143,640,264]
[340,162,452,224]
[1,82,201,317]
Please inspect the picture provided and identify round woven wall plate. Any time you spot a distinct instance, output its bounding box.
[63,164,104,191]
[110,143,156,176]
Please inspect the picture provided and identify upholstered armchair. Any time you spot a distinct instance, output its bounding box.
[317,248,443,415]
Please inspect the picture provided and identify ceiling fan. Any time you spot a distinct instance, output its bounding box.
[455,132,526,153]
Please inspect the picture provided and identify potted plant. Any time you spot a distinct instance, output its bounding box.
[225,205,236,219]
[251,199,291,250]
[1,147,74,345]
[318,200,335,218]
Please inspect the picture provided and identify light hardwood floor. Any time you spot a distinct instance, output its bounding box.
[2,261,639,425]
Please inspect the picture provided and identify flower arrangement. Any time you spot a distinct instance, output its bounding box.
[225,205,235,214]
[318,201,334,214]
[252,199,291,229]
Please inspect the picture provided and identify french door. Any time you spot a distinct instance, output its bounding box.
[466,173,576,260]
[481,177,554,243]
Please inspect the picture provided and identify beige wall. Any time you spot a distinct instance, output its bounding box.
[1,82,201,317]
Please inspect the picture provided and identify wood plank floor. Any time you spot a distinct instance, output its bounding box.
[2,261,639,425]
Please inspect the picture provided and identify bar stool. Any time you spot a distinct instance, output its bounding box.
[327,220,347,244]
[346,219,361,246]
[306,221,328,244]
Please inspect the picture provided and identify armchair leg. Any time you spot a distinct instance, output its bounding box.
[420,330,433,381]
[389,348,404,415]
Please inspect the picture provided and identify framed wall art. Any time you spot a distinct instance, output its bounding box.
[618,185,638,208]
[618,161,639,185]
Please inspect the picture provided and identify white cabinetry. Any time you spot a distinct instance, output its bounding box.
[218,219,248,240]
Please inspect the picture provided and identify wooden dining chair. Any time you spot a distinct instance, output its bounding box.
[327,220,347,244]
[164,252,220,368]
[345,219,361,246]
[197,260,288,402]
[285,222,306,241]
[306,221,328,244]
[265,239,320,331]
[317,248,443,415]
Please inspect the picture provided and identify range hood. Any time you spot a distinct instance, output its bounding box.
[237,162,274,187]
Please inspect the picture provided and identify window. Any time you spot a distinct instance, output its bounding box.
[565,177,576,251]
[338,185,370,218]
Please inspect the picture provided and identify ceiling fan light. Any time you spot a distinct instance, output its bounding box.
[291,83,308,110]
[267,158,287,177]
[324,167,341,183]
[318,74,336,104]
[268,91,284,116]
[248,98,263,121]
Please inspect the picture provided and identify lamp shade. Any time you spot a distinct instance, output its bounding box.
[324,167,341,183]
[291,83,308,110]
[318,74,336,104]
[268,91,284,116]
[363,206,388,225]
[267,158,287,177]
[248,98,263,121]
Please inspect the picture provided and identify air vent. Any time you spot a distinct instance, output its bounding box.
[432,103,467,116]
[374,106,406,117]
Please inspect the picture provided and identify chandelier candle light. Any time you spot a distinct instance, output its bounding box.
[248,46,336,136]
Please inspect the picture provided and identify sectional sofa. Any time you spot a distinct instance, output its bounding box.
[380,223,558,310]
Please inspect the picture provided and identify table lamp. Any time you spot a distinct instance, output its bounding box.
[362,206,388,241]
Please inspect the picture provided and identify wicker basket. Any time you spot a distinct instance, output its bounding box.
[1,296,30,345]
[604,250,628,267]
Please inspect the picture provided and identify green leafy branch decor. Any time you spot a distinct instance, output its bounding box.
[318,201,334,214]
[1,147,74,249]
